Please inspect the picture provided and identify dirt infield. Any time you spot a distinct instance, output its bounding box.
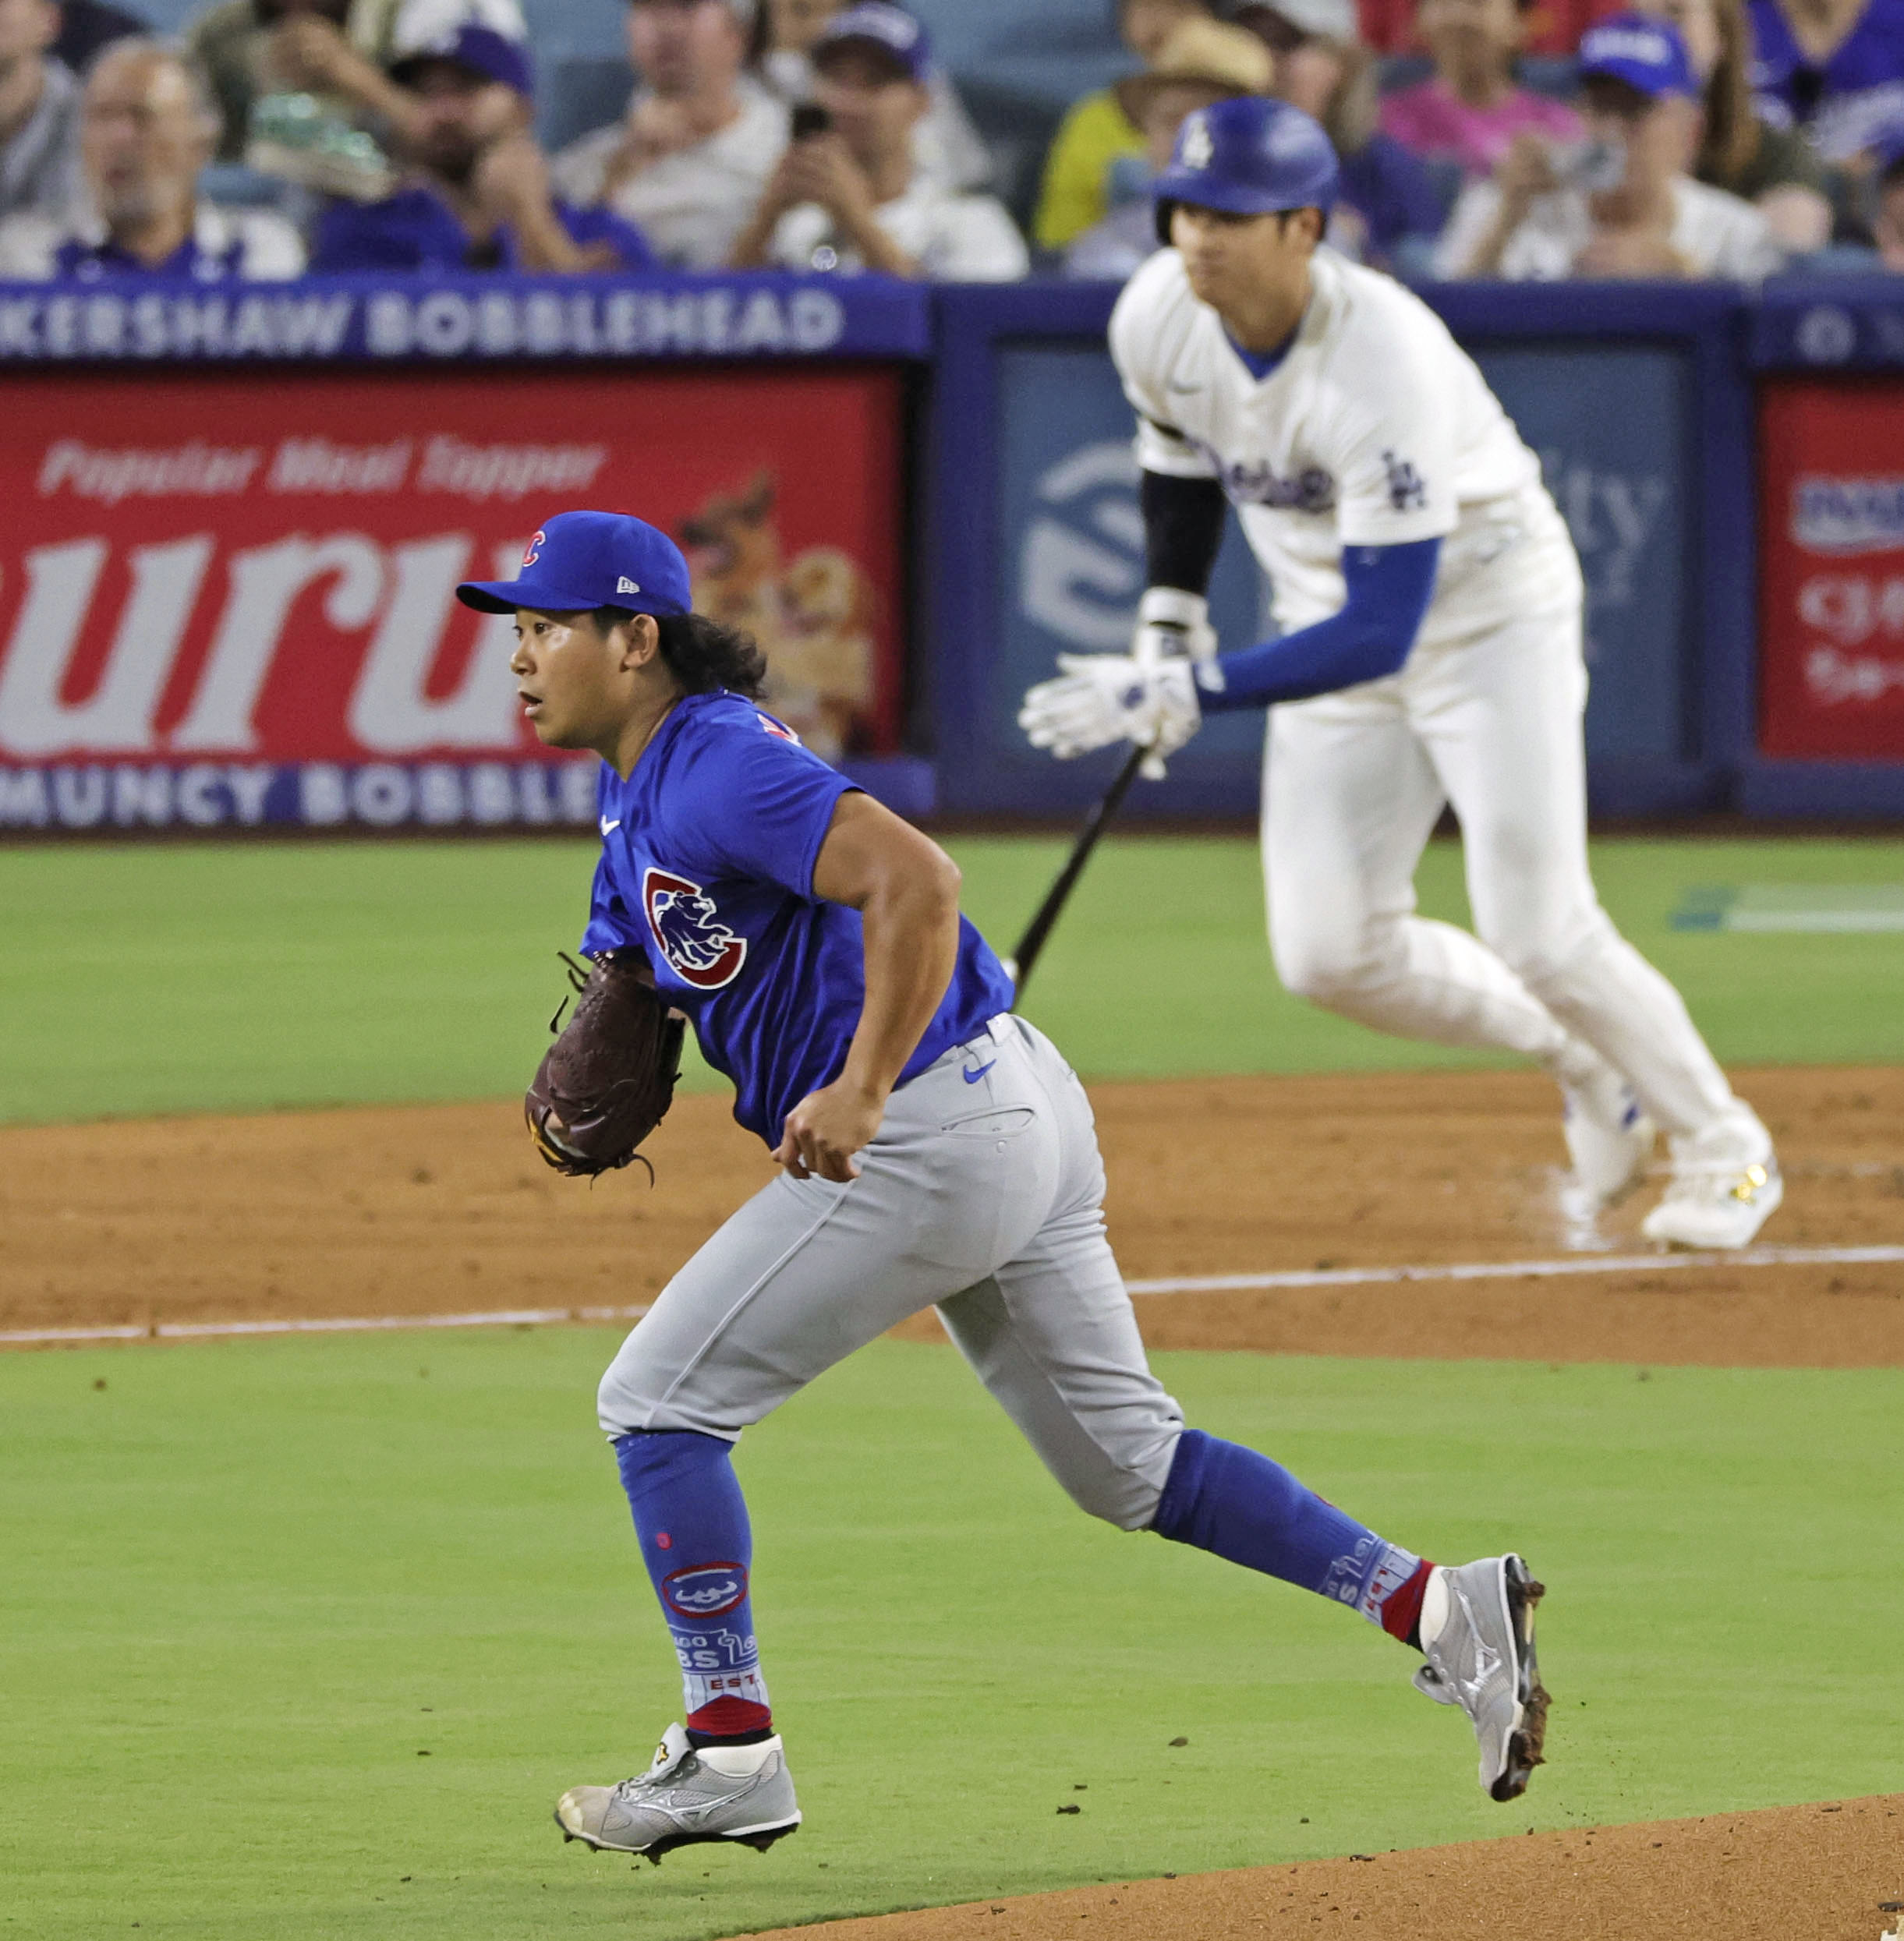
[737,1795,1904,1941]
[5,1065,1902,1364]
[5,1065,1902,1937]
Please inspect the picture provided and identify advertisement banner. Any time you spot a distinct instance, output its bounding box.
[973,338,1690,815]
[0,367,903,829]
[988,341,1269,814]
[1474,345,1686,763]
[1758,379,1904,760]
[0,271,931,365]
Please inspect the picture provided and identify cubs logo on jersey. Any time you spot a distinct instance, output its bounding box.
[758,712,801,744]
[662,1561,749,1618]
[643,867,748,989]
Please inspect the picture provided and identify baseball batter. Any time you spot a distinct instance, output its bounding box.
[455,510,1548,1861]
[1020,97,1779,1252]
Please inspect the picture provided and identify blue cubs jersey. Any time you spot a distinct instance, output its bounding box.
[579,690,1015,1149]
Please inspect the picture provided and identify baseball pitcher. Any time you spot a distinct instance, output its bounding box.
[1018,97,1779,1252]
[455,511,1548,1861]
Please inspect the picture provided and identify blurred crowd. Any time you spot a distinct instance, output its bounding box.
[0,0,1901,283]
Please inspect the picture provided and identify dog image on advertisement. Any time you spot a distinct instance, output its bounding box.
[678,471,877,763]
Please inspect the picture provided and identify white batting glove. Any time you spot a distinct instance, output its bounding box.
[1017,653,1202,771]
[1131,585,1218,668]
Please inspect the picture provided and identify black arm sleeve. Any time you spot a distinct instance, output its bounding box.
[1141,468,1228,596]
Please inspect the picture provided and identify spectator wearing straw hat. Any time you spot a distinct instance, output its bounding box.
[1034,0,1217,250]
[1063,16,1273,278]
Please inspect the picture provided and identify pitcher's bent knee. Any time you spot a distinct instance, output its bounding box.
[1060,1424,1180,1532]
[596,1332,737,1441]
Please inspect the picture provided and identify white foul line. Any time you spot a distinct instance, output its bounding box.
[1124,1243,1904,1297]
[5,1244,1902,1350]
[0,1303,652,1349]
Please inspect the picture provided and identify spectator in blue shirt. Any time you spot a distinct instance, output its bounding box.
[1747,0,1904,164]
[311,24,654,273]
[0,37,304,277]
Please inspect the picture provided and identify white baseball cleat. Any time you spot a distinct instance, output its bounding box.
[555,1724,801,1863]
[1640,1116,1782,1250]
[1560,1068,1656,1207]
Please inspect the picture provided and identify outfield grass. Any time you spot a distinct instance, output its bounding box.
[2,1333,1897,1941]
[2,835,1902,1124]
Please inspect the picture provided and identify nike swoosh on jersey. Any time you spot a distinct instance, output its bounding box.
[962,1060,996,1084]
[600,818,621,836]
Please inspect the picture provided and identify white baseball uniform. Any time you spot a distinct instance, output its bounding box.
[1109,246,1757,1146]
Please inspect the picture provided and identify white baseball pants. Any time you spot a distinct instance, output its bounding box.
[1262,587,1745,1140]
[596,1016,1184,1532]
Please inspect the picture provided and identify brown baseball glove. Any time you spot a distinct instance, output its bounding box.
[525,950,685,1179]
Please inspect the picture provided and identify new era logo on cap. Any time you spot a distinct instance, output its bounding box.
[617,575,641,595]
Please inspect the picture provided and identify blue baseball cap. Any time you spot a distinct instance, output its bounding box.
[1152,95,1338,242]
[1577,14,1697,98]
[390,23,535,98]
[811,2,933,82]
[457,511,694,617]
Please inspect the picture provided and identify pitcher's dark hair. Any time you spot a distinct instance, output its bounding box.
[593,607,769,699]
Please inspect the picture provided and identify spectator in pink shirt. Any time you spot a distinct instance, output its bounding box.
[1378,0,1582,178]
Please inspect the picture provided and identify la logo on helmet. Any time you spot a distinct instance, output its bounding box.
[1180,111,1213,171]
[522,529,546,567]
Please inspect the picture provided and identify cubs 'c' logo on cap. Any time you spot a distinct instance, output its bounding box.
[522,529,545,567]
[662,1561,748,1618]
[642,867,747,989]
[1180,110,1213,171]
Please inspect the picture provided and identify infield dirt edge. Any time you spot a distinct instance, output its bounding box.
[730,1793,1904,1941]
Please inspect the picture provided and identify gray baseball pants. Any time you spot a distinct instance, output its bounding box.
[596,1014,1184,1532]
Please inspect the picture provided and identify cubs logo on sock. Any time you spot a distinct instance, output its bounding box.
[643,868,747,989]
[663,1561,749,1618]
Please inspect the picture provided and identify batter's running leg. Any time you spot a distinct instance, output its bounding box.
[1421,603,1778,1247]
[1262,690,1586,1067]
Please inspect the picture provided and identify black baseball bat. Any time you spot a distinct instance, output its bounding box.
[1004,740,1150,999]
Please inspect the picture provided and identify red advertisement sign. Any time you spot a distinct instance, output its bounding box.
[0,366,902,828]
[1759,379,1904,760]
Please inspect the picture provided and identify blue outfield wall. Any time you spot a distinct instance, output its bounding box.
[0,270,1900,824]
[926,281,1767,819]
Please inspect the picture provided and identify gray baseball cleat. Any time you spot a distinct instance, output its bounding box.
[555,1724,801,1863]
[1412,1554,1548,1801]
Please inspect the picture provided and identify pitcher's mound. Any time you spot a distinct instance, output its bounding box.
[735,1794,1902,1941]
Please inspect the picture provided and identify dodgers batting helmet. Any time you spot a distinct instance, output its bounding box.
[1152,96,1340,245]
